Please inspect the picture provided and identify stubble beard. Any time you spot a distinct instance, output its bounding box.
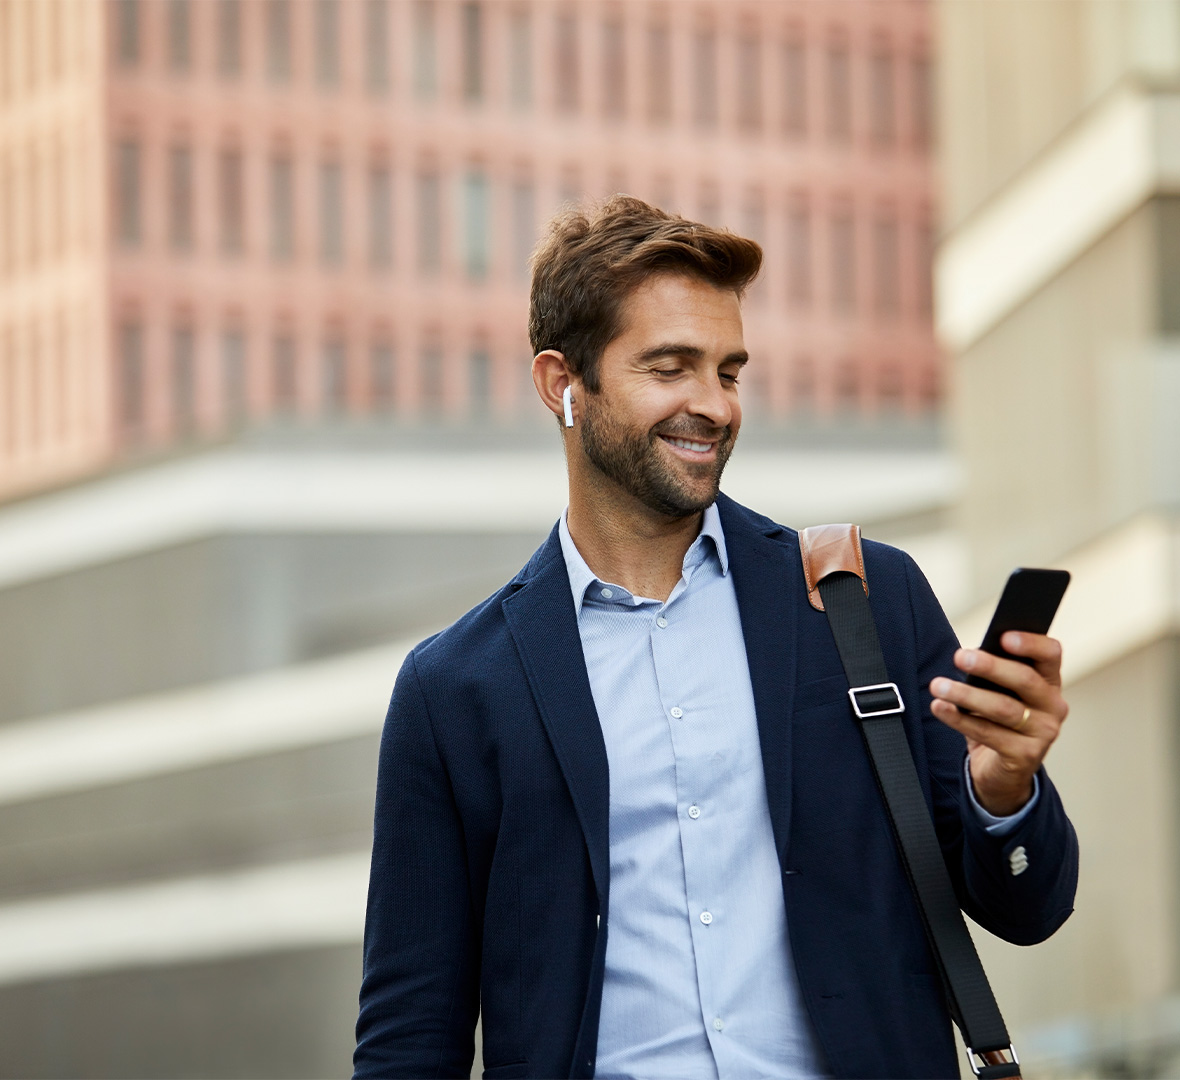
[579,392,735,519]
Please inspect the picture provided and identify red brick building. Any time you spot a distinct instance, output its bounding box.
[0,0,939,501]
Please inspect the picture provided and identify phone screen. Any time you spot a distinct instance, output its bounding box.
[965,568,1070,699]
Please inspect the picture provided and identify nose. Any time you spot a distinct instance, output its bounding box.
[687,370,738,430]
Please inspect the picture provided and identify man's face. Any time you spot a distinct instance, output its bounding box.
[578,273,747,518]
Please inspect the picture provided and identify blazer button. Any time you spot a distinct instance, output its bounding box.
[1008,845,1029,876]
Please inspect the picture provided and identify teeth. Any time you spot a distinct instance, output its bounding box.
[668,437,711,452]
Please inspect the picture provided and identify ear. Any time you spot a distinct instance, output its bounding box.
[532,350,578,427]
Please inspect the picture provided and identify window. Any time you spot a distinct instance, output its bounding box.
[115,138,141,248]
[0,154,11,277]
[826,30,851,142]
[469,346,491,415]
[270,152,295,261]
[876,361,904,410]
[115,0,140,68]
[219,146,245,255]
[463,168,490,280]
[273,330,298,411]
[555,12,579,114]
[368,161,393,269]
[168,0,191,73]
[420,341,443,412]
[790,356,814,413]
[0,2,11,103]
[315,0,340,88]
[736,31,762,133]
[697,181,720,227]
[692,28,717,129]
[512,178,534,280]
[508,8,532,109]
[911,51,933,150]
[118,319,145,435]
[781,32,806,138]
[319,158,344,266]
[365,0,390,94]
[223,325,248,423]
[322,332,348,412]
[2,327,14,455]
[873,210,899,316]
[218,0,242,77]
[169,143,194,252]
[370,338,395,410]
[646,23,671,126]
[267,0,292,82]
[869,39,895,147]
[916,212,935,317]
[462,2,484,103]
[417,169,441,274]
[742,191,765,304]
[786,194,811,307]
[601,17,625,120]
[172,322,196,434]
[413,1,437,100]
[830,201,855,314]
[28,146,41,269]
[834,358,859,412]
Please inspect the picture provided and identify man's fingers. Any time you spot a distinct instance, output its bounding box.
[929,698,1033,755]
[955,645,1060,706]
[999,631,1064,685]
[930,678,1046,738]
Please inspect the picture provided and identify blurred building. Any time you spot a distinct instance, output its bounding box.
[0,1,947,1077]
[937,1,1180,1075]
[1,0,940,503]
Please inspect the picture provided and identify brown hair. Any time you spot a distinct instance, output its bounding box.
[529,195,762,391]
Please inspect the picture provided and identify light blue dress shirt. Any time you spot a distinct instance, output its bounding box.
[558,505,1034,1080]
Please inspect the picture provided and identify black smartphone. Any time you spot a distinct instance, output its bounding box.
[965,568,1071,699]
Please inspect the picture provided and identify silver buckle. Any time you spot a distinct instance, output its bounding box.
[847,682,904,718]
[966,1044,1019,1077]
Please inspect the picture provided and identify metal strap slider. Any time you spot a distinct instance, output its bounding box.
[847,682,904,719]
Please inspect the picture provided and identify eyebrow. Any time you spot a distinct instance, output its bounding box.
[636,343,749,366]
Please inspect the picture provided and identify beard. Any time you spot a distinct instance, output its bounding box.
[579,393,735,518]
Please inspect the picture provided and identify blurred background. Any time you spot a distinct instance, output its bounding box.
[0,0,1177,1076]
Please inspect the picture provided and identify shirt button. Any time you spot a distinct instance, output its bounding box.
[656,616,668,628]
[670,706,683,719]
[688,805,701,819]
[600,587,613,599]
[699,910,713,925]
[713,1017,725,1032]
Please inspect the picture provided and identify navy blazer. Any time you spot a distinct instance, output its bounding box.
[354,494,1078,1080]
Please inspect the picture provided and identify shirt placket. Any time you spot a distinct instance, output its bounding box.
[650,562,734,1074]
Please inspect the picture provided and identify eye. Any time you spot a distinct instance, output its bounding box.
[719,371,741,385]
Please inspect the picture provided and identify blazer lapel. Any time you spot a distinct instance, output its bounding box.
[718,494,804,865]
[502,531,611,904]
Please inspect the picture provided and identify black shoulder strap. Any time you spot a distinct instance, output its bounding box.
[800,525,1021,1080]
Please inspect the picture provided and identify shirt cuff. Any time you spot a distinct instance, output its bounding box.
[964,757,1040,837]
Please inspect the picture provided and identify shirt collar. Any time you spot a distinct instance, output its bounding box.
[558,503,729,616]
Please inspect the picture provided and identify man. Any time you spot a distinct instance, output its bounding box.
[354,198,1077,1080]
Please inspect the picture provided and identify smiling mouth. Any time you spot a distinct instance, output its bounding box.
[659,435,717,454]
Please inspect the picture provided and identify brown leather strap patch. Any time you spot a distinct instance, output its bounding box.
[799,523,868,612]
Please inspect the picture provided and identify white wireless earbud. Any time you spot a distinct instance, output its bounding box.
[562,385,575,428]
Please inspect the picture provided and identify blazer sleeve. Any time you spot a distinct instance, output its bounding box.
[902,553,1079,946]
[354,651,480,1079]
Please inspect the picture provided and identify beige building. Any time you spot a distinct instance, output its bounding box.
[937,1,1180,1074]
[1,0,940,503]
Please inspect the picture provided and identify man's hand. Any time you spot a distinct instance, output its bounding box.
[929,632,1069,817]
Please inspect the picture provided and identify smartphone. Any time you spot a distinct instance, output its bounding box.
[965,568,1071,699]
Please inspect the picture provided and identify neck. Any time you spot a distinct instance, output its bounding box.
[565,471,704,603]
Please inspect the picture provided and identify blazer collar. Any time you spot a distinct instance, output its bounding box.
[501,495,807,893]
[715,493,805,864]
[502,526,611,904]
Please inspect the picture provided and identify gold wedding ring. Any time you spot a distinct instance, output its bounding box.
[1015,705,1031,733]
